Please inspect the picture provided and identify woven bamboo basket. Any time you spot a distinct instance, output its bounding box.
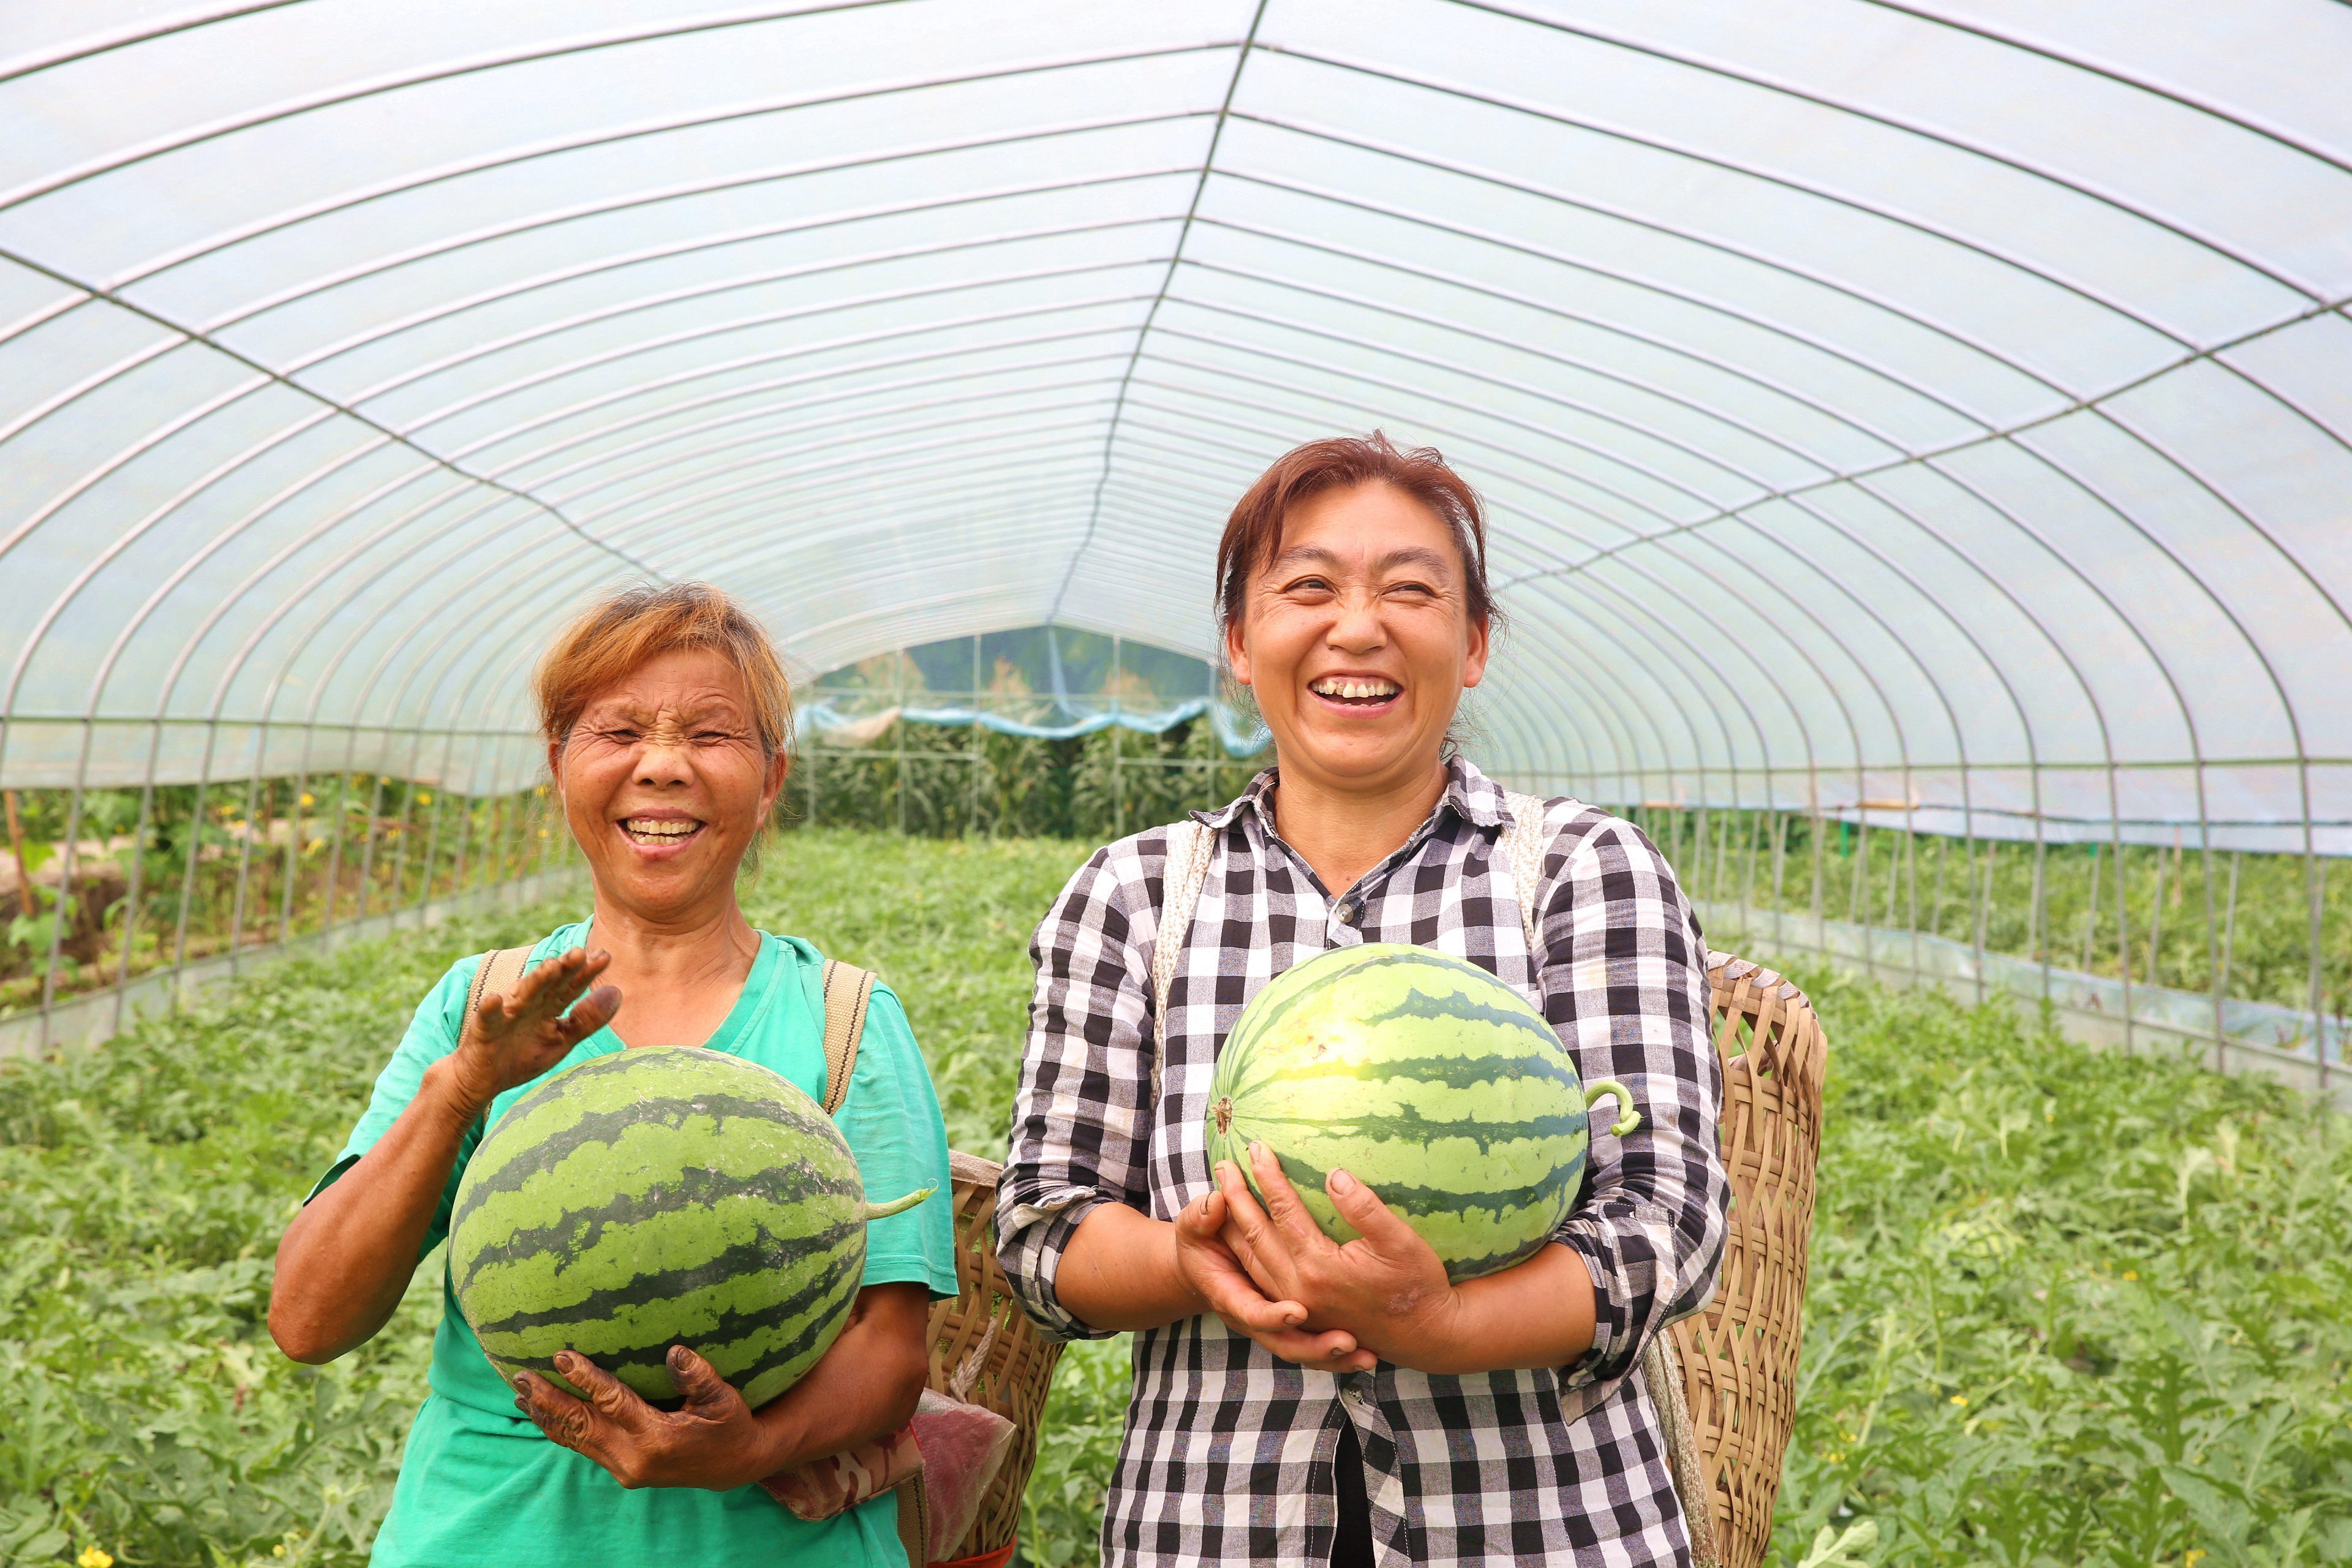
[1668,953,1830,1568]
[922,1150,1066,1564]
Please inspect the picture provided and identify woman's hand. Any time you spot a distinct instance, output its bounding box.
[1215,1142,1604,1375]
[513,1283,930,1493]
[1172,1188,1376,1374]
[437,948,622,1118]
[515,1346,782,1492]
[1215,1143,1458,1368]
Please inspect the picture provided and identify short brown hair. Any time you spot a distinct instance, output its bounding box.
[534,581,793,758]
[1214,431,1497,633]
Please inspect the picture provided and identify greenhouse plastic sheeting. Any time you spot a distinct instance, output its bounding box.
[2,1,2350,852]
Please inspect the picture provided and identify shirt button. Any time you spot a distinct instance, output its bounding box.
[1334,902,1358,925]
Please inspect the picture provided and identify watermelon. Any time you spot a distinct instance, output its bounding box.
[448,1045,930,1409]
[1204,943,1637,1281]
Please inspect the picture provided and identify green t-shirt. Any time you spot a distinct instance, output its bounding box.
[315,922,958,1568]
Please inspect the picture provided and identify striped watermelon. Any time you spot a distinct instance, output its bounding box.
[1204,943,1637,1281]
[448,1046,930,1409]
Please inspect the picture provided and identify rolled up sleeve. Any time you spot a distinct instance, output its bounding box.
[995,843,1157,1341]
[1539,814,1728,1389]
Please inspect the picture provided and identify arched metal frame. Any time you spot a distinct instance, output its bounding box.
[1,0,2348,1085]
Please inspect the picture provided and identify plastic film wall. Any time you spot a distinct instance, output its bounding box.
[2,3,2351,1069]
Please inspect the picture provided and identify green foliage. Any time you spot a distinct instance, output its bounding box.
[4,830,2346,1566]
[1775,970,2352,1567]
[1638,807,2352,1023]
[0,903,560,1568]
[780,719,1267,844]
[1,779,564,1018]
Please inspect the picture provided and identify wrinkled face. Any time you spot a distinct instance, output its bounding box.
[551,649,787,920]
[1227,481,1488,796]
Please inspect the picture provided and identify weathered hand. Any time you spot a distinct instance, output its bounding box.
[443,947,620,1115]
[1215,1142,1458,1368]
[1173,1186,1374,1374]
[514,1346,780,1492]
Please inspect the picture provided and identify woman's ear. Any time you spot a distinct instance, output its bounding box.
[545,739,565,789]
[1225,615,1254,688]
[760,745,791,816]
[1461,612,1491,691]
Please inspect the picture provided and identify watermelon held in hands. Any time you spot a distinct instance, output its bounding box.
[1204,943,1638,1281]
[448,1046,931,1409]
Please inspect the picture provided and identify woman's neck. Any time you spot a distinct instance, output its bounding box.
[584,895,763,1047]
[1270,754,1452,899]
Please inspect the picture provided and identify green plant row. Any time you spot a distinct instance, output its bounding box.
[1,830,2345,1566]
[1629,807,2352,1027]
[1,779,566,1018]
[780,717,1269,843]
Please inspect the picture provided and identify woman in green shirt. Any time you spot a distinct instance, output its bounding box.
[269,582,957,1567]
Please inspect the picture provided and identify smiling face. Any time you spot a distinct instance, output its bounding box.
[1226,481,1489,799]
[551,647,789,926]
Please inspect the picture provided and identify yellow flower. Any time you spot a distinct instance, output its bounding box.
[418,791,432,805]
[274,1545,288,1559]
[299,793,314,807]
[78,1549,114,1568]
[1950,1395,1969,1407]
[2187,1551,2206,1567]
[2123,1270,2139,1281]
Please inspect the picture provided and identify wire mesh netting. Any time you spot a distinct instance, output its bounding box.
[2,1,2350,1096]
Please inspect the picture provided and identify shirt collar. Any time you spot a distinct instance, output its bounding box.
[1191,755,1510,836]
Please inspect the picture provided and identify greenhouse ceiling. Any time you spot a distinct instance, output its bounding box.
[2,1,2349,852]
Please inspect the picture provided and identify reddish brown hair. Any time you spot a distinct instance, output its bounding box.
[1214,431,1496,633]
[534,581,793,759]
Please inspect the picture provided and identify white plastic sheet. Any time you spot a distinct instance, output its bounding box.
[2,0,2347,850]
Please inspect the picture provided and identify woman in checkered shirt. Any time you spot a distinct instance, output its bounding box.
[997,433,1729,1567]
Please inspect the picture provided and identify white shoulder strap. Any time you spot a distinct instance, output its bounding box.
[1500,789,1551,958]
[1150,819,1217,1032]
[817,957,878,1117]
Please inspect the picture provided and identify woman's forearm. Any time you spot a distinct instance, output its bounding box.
[269,1058,481,1363]
[1373,1243,1598,1376]
[748,1283,932,1477]
[1054,1203,1204,1332]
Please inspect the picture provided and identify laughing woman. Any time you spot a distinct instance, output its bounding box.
[998,434,1728,1567]
[270,583,956,1567]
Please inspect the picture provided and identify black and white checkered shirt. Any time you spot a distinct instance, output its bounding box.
[997,759,1728,1567]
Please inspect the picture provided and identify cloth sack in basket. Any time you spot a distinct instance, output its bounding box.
[759,1389,1017,1562]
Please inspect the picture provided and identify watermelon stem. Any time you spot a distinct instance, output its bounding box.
[1585,1079,1642,1138]
[862,1185,936,1222]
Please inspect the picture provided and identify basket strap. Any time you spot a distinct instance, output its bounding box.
[818,958,878,1117]
[1150,820,1215,1030]
[458,944,535,1053]
[1506,793,1719,1566]
[1498,790,1550,959]
[893,1474,929,1568]
[1645,1332,1722,1568]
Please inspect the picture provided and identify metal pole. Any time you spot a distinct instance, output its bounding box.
[224,761,266,979]
[355,771,389,919]
[37,780,89,1038]
[2114,834,2136,1054]
[1771,810,1788,951]
[2146,845,2166,993]
[111,771,160,1030]
[2218,850,2241,1076]
[1929,832,1949,936]
[2309,851,2329,1088]
[2079,844,2100,974]
[1973,838,1993,1005]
